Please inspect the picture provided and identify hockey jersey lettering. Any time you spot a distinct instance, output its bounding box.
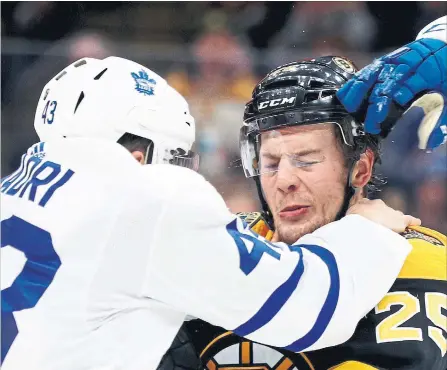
[1,153,74,207]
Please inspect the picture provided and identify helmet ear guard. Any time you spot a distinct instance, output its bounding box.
[167,148,200,171]
[140,134,199,170]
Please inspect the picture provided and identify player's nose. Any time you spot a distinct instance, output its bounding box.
[276,159,302,194]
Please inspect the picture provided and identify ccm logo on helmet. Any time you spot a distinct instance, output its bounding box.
[258,97,296,110]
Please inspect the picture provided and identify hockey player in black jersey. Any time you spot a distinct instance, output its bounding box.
[158,54,446,370]
[157,15,447,370]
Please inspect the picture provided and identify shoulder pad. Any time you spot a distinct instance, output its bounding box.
[398,226,446,281]
[402,226,446,246]
[236,212,274,240]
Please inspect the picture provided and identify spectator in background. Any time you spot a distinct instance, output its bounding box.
[176,7,255,141]
[416,176,447,233]
[67,32,113,62]
[173,9,258,192]
[413,147,447,232]
[267,1,375,68]
[191,9,255,100]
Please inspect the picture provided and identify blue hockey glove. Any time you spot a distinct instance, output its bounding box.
[337,38,447,151]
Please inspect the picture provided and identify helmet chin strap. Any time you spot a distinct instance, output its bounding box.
[335,139,368,221]
[334,163,358,221]
[254,176,274,228]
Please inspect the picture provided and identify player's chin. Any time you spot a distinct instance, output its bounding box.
[276,219,318,245]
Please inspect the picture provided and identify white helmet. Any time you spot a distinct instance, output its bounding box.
[34,56,198,168]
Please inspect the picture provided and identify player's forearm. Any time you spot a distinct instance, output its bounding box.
[147,212,411,353]
[289,214,412,351]
[227,214,412,352]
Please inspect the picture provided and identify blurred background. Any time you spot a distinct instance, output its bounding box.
[1,1,446,232]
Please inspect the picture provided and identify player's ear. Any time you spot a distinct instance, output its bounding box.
[131,150,146,165]
[350,148,374,189]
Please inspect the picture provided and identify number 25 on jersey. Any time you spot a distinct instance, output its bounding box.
[375,291,447,356]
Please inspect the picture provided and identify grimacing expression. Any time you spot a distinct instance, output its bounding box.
[259,123,349,244]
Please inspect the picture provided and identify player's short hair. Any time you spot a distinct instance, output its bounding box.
[117,133,153,163]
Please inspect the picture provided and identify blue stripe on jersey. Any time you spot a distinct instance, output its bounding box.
[284,244,340,352]
[233,247,304,337]
[1,216,61,362]
[233,243,340,349]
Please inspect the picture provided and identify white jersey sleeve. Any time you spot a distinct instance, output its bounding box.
[141,165,412,352]
[416,15,447,43]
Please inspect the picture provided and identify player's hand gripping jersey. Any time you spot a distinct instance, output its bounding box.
[1,140,412,370]
[186,213,446,370]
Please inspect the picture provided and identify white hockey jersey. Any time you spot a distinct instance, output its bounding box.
[1,138,411,370]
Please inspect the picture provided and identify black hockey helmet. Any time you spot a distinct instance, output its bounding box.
[239,56,374,225]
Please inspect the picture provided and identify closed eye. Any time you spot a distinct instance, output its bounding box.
[289,153,324,168]
[289,158,322,168]
[260,161,279,172]
[259,152,280,172]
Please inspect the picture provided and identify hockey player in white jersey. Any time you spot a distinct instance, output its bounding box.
[1,56,418,370]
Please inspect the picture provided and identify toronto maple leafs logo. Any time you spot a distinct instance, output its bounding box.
[131,70,157,96]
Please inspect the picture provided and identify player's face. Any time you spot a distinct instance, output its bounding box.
[259,124,348,244]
